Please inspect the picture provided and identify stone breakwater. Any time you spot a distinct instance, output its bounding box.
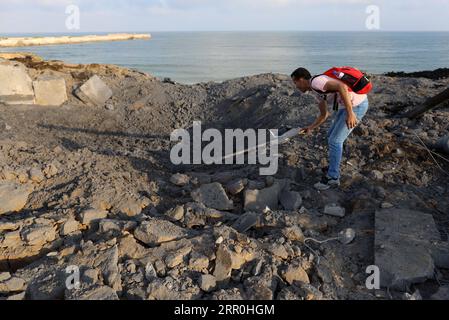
[0,33,151,48]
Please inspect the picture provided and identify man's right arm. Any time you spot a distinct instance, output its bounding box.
[303,99,329,134]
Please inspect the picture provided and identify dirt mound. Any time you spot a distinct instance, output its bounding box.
[1,54,449,300]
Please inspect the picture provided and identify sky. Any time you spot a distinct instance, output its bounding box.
[0,0,449,33]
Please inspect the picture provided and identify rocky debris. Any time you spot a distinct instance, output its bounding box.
[165,206,185,222]
[74,75,113,105]
[0,181,32,215]
[1,55,449,300]
[29,167,45,183]
[199,274,217,292]
[226,179,248,195]
[212,288,245,300]
[170,173,190,186]
[232,212,260,233]
[147,276,201,300]
[244,183,281,212]
[66,285,119,300]
[324,205,346,218]
[21,224,56,247]
[188,252,210,272]
[282,261,310,285]
[116,196,150,218]
[32,76,68,106]
[26,267,67,300]
[213,245,233,283]
[0,222,19,232]
[375,209,449,290]
[191,183,234,211]
[60,219,81,236]
[43,162,59,178]
[134,220,189,246]
[0,276,26,293]
[0,59,34,105]
[165,246,191,268]
[282,225,305,243]
[79,208,108,226]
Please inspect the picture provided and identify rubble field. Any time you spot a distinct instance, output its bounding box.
[1,53,449,300]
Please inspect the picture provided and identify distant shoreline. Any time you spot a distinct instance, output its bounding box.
[0,33,151,48]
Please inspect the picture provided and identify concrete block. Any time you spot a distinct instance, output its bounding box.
[33,76,68,106]
[0,59,34,105]
[74,75,112,105]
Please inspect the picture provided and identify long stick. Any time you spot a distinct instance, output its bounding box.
[220,128,302,161]
[405,87,449,119]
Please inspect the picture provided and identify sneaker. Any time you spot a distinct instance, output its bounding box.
[314,175,340,191]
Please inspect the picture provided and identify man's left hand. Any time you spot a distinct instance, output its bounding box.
[346,112,358,129]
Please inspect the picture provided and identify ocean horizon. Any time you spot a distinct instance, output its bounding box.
[1,31,449,84]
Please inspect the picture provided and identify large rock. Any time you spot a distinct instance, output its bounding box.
[375,209,446,290]
[21,225,56,247]
[27,268,67,300]
[280,190,302,211]
[213,245,233,283]
[0,181,32,215]
[244,183,281,212]
[282,261,310,285]
[191,182,233,211]
[74,75,113,105]
[324,204,346,218]
[79,208,108,226]
[0,59,34,105]
[32,76,68,106]
[134,220,188,246]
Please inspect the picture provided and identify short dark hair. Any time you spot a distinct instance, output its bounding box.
[291,67,311,80]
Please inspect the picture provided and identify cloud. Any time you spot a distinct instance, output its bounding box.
[1,0,448,32]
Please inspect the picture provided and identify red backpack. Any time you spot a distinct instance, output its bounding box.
[322,66,373,94]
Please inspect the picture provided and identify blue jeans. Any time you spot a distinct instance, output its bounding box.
[327,98,369,179]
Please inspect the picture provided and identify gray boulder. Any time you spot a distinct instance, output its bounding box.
[191,182,233,211]
[74,75,113,105]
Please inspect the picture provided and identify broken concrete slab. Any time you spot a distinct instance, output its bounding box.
[170,173,190,186]
[232,212,260,233]
[0,181,32,216]
[324,205,346,218]
[79,208,108,226]
[226,179,248,195]
[244,183,281,212]
[214,245,233,283]
[375,209,446,291]
[0,59,34,105]
[74,75,113,105]
[32,76,68,106]
[133,220,189,246]
[191,182,234,211]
